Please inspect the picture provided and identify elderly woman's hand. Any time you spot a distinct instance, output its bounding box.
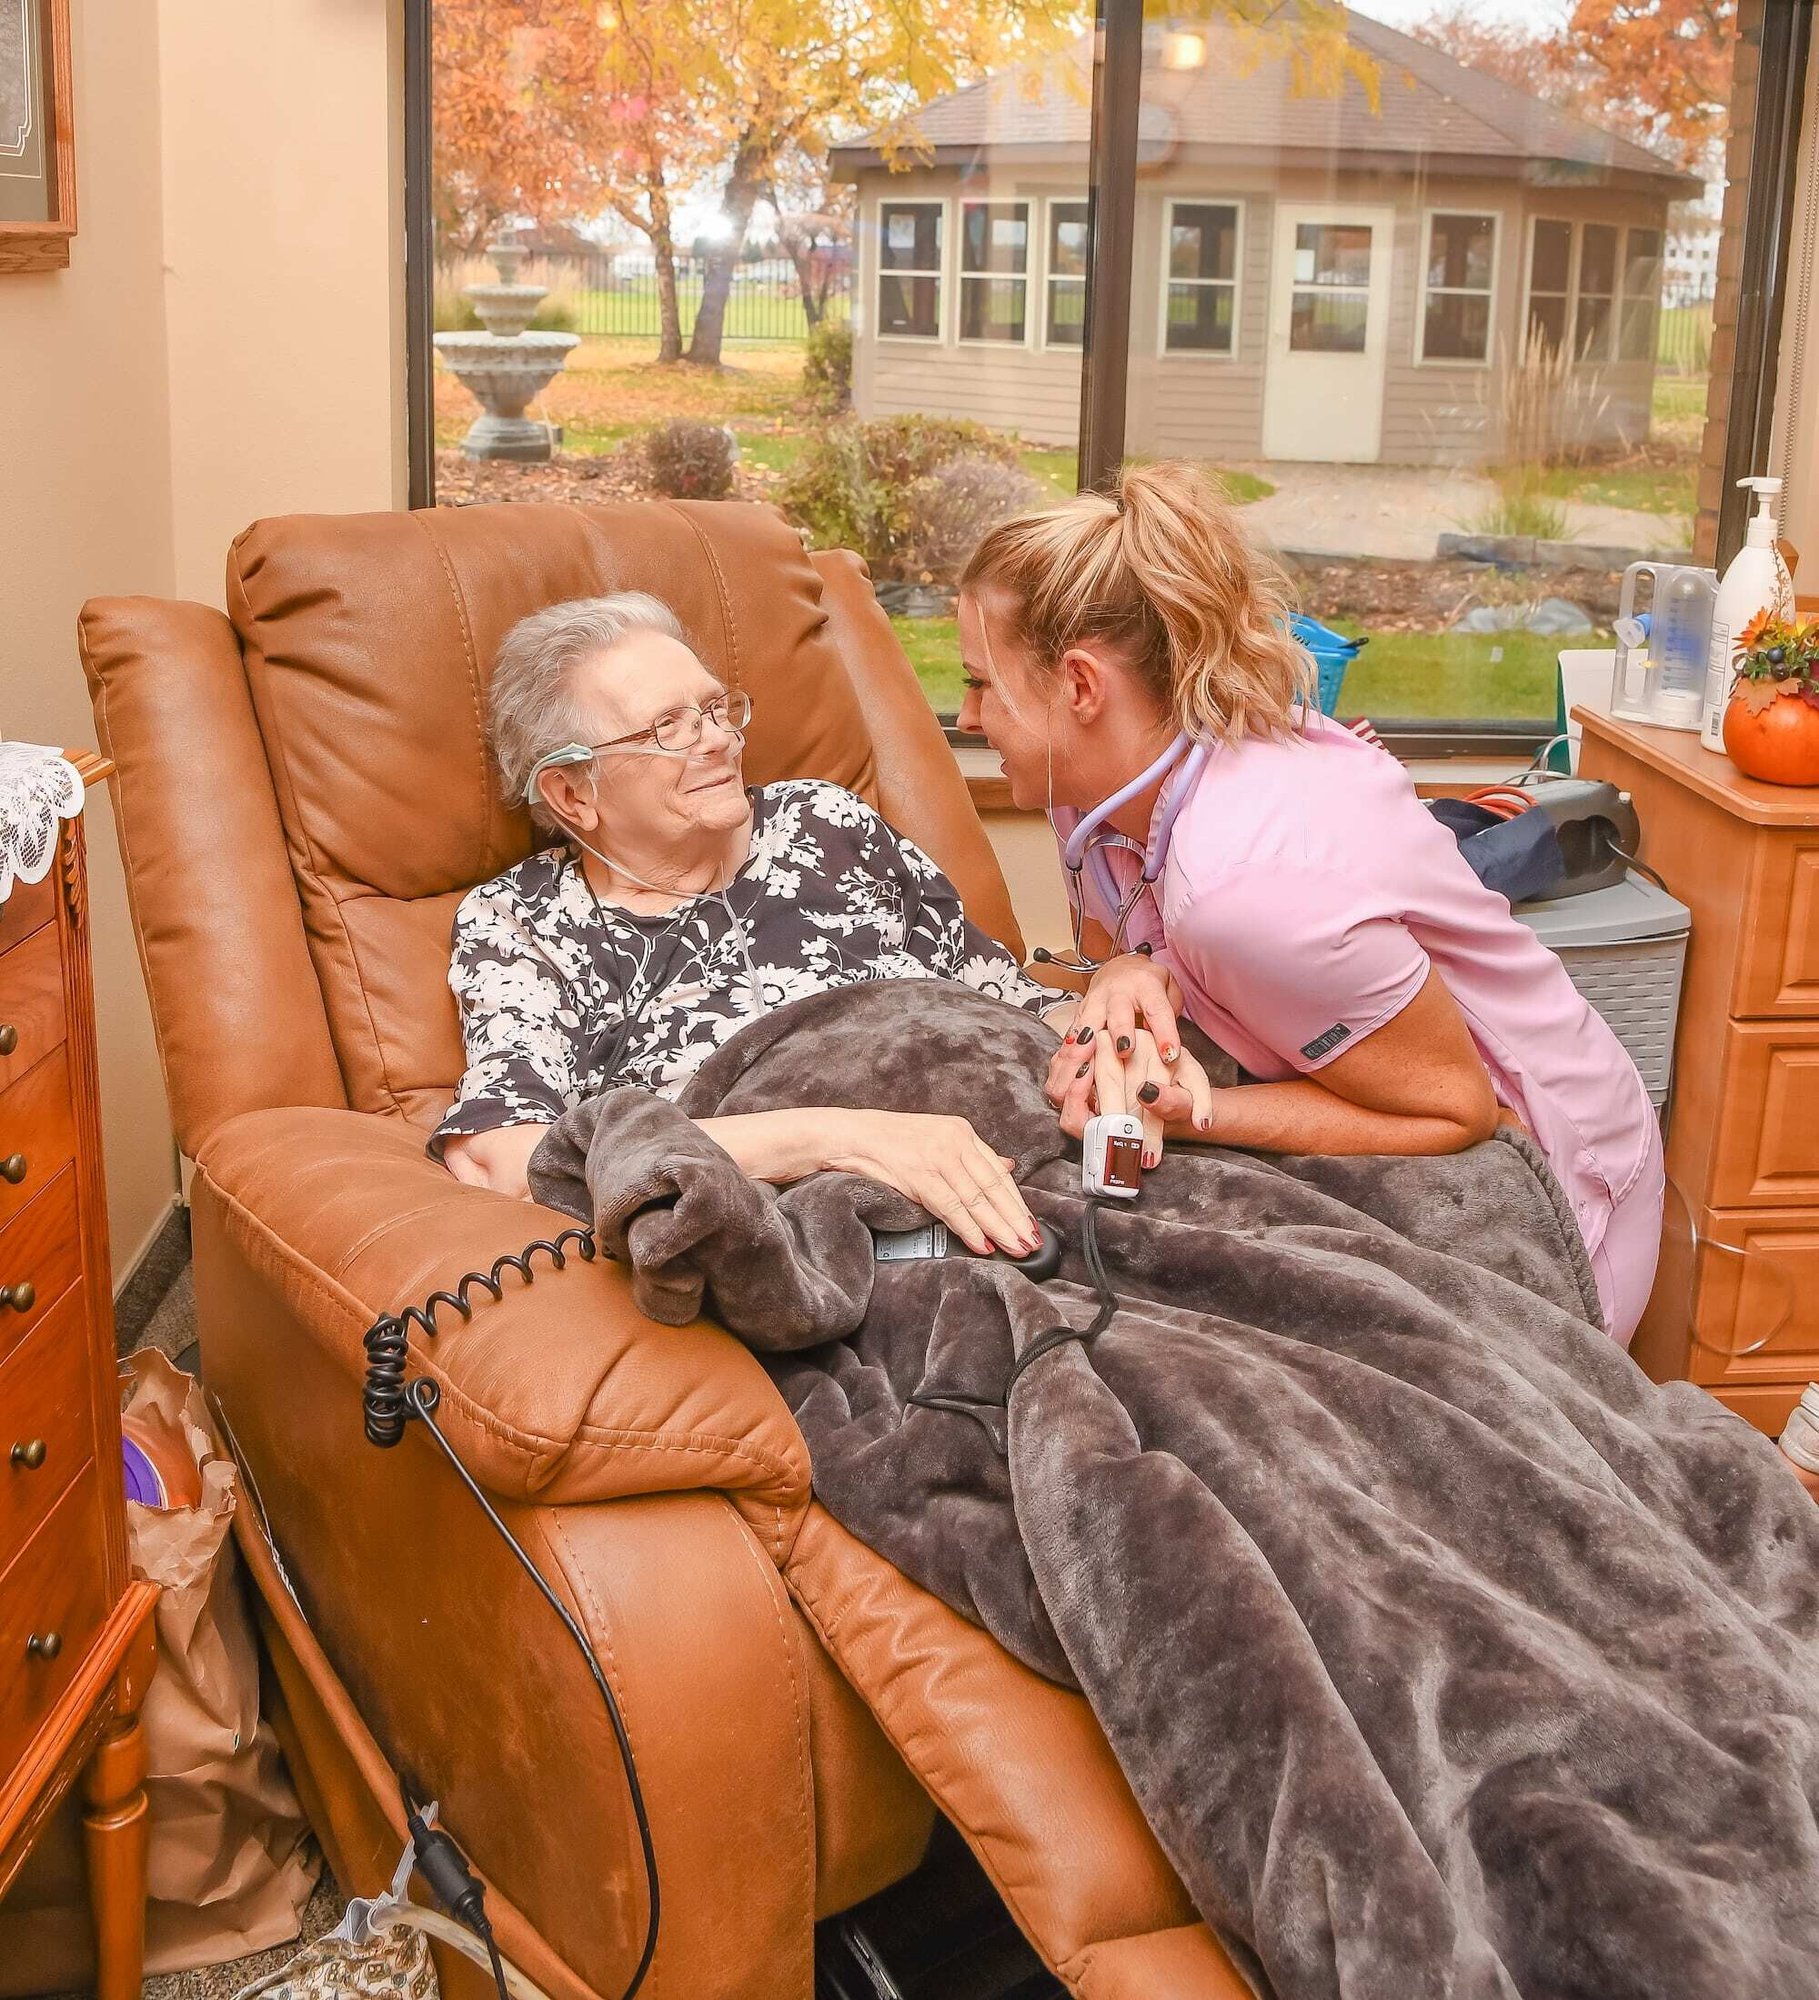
[443,1123,550,1199]
[815,1108,1039,1257]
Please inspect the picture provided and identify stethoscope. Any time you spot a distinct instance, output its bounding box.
[1033,733,1208,975]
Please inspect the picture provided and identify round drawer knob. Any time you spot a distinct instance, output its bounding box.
[10,1439,46,1470]
[0,1025,18,1056]
[26,1631,61,1661]
[0,1282,36,1314]
[0,1155,27,1185]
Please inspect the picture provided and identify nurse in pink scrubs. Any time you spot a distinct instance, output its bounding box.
[955,460,1664,1345]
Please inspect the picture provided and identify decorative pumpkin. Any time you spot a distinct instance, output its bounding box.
[1723,687,1819,786]
[1720,610,1819,787]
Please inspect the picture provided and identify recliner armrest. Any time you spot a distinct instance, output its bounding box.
[196,1105,811,1552]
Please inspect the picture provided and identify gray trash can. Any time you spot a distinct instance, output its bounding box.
[1512,872,1690,1110]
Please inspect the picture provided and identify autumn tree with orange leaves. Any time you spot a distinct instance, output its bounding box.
[435,0,1370,368]
[1411,0,1732,172]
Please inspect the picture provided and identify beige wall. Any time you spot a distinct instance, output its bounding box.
[0,0,406,1284]
[158,0,407,603]
[0,0,179,1284]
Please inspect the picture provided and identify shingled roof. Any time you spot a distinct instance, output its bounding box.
[829,11,1700,199]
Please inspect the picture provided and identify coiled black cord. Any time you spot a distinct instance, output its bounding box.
[358,1228,660,2000]
[362,1229,597,1446]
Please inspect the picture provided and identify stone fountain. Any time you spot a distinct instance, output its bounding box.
[434,243,580,462]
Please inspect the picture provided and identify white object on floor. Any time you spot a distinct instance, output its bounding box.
[1780,1385,1819,1475]
[0,742,84,903]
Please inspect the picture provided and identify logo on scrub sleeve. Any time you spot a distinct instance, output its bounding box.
[1300,1023,1353,1063]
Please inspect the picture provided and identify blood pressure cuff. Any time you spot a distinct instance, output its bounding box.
[1427,798,1564,907]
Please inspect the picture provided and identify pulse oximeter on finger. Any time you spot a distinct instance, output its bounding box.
[1083,1112,1144,1198]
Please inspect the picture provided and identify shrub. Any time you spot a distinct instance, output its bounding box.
[640,420,740,500]
[802,320,854,411]
[778,416,1024,576]
[901,454,1043,581]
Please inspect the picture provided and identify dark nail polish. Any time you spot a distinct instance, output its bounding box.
[1116,1036,1132,1055]
[1137,1081,1161,1105]
[1076,1024,1094,1045]
[1076,1059,1093,1078]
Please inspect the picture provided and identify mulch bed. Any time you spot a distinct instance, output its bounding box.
[1286,553,1622,632]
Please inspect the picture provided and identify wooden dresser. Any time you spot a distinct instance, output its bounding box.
[1578,710,1819,1434]
[0,752,157,1996]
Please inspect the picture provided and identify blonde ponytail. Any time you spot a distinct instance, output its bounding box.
[960,460,1314,743]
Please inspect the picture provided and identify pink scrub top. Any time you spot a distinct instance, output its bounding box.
[1057,714,1662,1327]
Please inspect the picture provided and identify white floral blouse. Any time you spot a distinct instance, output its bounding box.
[431,778,1058,1155]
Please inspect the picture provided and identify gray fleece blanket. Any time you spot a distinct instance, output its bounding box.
[528,980,1819,2000]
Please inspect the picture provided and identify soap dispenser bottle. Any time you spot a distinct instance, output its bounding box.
[1702,476,1793,750]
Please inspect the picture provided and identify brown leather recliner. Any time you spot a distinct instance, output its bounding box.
[80,501,1248,2000]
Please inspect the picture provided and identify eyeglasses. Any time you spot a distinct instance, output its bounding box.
[590,688,753,757]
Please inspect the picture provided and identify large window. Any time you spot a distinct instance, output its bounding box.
[1421,213,1496,364]
[878,202,943,340]
[411,0,1764,748]
[959,201,1030,344]
[1163,202,1239,354]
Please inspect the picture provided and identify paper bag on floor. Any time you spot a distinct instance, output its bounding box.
[0,1352,320,1993]
[127,1348,321,1969]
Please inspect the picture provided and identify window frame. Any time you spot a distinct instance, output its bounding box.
[956,196,1033,349]
[1041,194,1091,352]
[1618,222,1664,365]
[1573,219,1619,365]
[1415,208,1499,369]
[875,194,948,346]
[1156,196,1244,361]
[1522,213,1577,363]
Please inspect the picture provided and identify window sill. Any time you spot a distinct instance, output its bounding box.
[954,741,1534,809]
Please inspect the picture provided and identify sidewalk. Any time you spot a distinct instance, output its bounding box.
[1232,461,1689,563]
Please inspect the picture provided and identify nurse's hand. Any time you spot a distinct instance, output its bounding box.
[1052,1028,1214,1168]
[1055,954,1186,1079]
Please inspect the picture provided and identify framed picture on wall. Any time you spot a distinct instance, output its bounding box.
[0,0,74,273]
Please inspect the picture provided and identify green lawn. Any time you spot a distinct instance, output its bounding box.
[893,615,1566,724]
[1535,459,1696,519]
[1335,627,1564,721]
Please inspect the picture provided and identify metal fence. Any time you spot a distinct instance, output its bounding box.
[438,250,851,344]
[1656,296,1715,377]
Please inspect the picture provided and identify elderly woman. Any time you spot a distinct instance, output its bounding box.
[433,592,1119,1255]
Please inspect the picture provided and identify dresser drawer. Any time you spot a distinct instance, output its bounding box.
[0,924,66,1098]
[1684,1210,1819,1389]
[0,1286,93,1569]
[1710,1381,1810,1439]
[1735,833,1819,1016]
[0,1462,110,1779]
[1707,1022,1819,1207]
[0,1167,82,1374]
[0,875,58,963]
[0,1048,76,1234]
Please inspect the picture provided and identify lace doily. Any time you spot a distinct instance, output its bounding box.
[0,743,85,905]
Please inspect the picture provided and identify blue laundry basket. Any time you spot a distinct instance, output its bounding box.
[1289,612,1366,716]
